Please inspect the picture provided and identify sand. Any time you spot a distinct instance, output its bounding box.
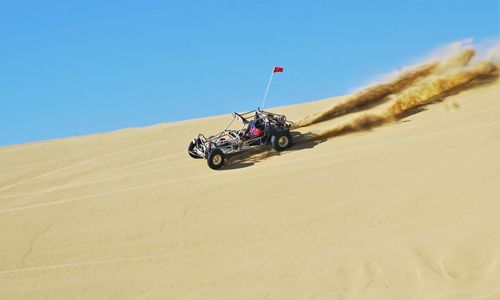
[1,55,500,299]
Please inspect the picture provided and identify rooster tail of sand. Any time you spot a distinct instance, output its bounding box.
[309,52,498,140]
[293,46,479,129]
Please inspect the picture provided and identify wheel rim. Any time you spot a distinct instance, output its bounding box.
[278,136,289,148]
[212,154,223,165]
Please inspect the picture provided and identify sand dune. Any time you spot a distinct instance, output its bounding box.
[1,44,500,299]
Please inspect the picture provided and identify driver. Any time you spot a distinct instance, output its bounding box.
[239,121,263,140]
[249,121,263,137]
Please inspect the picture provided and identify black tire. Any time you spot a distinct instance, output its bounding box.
[188,141,202,159]
[271,130,293,151]
[207,149,225,170]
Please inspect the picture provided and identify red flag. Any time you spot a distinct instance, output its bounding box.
[273,66,284,73]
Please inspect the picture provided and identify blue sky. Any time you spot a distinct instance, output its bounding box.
[1,0,498,146]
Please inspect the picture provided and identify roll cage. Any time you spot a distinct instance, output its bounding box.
[191,109,292,158]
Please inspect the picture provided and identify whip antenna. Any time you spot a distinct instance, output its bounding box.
[261,66,283,109]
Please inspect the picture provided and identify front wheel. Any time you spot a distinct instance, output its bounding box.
[207,149,225,170]
[271,130,293,151]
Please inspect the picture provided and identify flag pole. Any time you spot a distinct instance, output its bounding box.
[261,68,275,109]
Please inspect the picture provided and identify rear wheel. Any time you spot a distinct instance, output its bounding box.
[207,149,225,170]
[188,141,202,159]
[271,130,293,151]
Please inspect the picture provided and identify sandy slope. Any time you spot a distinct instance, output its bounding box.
[1,78,500,299]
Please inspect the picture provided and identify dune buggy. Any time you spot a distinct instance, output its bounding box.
[188,109,293,169]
